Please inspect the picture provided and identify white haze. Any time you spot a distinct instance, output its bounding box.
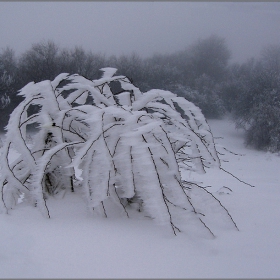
[0,2,280,63]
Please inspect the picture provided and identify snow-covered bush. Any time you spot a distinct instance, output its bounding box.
[0,68,238,236]
[192,74,226,119]
[239,102,280,152]
[230,46,280,152]
[0,71,12,109]
[169,76,226,119]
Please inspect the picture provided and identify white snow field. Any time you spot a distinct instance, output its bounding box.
[0,118,279,278]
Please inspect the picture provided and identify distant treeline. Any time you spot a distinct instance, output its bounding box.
[1,35,280,151]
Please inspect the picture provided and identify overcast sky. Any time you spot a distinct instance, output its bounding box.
[1,2,280,63]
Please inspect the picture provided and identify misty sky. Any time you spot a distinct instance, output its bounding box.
[0,2,280,63]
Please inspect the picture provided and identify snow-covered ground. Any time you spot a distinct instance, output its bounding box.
[0,118,279,278]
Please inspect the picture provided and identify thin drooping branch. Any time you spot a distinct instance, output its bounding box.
[220,167,255,188]
[183,180,239,231]
[142,134,179,235]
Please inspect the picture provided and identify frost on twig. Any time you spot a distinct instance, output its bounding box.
[0,68,239,236]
